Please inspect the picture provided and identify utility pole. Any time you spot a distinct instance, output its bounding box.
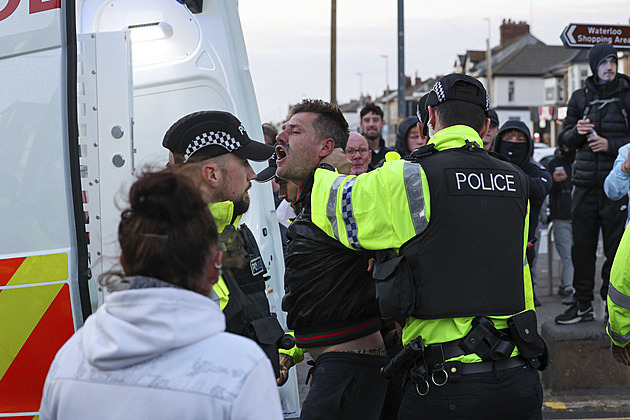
[397,0,405,119]
[330,0,337,105]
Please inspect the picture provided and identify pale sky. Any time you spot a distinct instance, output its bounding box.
[238,0,629,123]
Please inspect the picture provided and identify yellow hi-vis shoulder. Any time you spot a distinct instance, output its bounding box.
[0,252,75,415]
[310,161,430,252]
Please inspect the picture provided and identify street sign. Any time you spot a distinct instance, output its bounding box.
[561,23,630,49]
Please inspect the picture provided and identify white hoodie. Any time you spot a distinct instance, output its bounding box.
[40,277,283,420]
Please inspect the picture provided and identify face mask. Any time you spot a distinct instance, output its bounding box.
[499,141,529,167]
[560,148,575,162]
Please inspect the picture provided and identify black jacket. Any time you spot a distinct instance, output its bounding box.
[282,173,381,348]
[544,148,573,221]
[492,121,552,242]
[370,137,393,168]
[560,73,630,188]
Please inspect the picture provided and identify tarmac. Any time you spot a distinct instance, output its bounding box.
[293,225,630,418]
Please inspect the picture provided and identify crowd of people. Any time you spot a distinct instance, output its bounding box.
[38,43,630,419]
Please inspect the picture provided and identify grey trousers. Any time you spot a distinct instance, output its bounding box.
[552,219,574,290]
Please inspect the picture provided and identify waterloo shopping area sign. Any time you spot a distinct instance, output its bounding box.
[561,24,630,49]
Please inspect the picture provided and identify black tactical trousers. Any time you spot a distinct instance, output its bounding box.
[571,186,628,303]
[300,351,388,420]
[398,364,542,420]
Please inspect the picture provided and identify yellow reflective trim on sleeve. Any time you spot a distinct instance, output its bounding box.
[5,253,68,286]
[213,275,230,311]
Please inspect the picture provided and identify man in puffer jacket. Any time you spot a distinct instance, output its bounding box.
[555,43,630,325]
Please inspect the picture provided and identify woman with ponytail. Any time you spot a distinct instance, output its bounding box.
[40,170,282,420]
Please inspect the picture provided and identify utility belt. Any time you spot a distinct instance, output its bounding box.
[380,311,548,395]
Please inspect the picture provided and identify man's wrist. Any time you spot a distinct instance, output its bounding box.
[622,160,630,175]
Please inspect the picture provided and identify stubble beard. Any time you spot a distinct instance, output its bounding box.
[232,193,251,217]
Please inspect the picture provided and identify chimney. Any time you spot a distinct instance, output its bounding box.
[500,19,529,45]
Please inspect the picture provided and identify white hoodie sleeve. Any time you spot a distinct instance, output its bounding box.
[231,358,283,420]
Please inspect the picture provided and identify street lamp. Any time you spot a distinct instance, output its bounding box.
[484,18,492,106]
[356,72,363,99]
[381,54,389,93]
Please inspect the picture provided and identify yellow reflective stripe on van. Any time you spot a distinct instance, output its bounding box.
[0,283,65,379]
[3,253,68,286]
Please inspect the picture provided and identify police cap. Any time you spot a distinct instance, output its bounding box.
[426,74,489,115]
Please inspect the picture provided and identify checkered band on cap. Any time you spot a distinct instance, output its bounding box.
[432,81,446,103]
[484,92,490,111]
[184,131,242,161]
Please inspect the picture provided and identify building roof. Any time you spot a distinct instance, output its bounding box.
[491,44,577,76]
[475,33,543,76]
[339,99,362,113]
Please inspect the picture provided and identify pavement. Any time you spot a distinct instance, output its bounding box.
[293,227,630,418]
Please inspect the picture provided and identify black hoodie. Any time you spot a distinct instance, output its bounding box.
[492,120,552,242]
[395,116,420,157]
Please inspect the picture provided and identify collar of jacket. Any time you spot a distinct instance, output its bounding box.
[208,201,243,233]
[429,125,483,152]
[295,172,315,209]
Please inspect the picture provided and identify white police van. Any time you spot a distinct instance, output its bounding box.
[0,0,298,417]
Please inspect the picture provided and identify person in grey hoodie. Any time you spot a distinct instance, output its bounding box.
[40,170,282,420]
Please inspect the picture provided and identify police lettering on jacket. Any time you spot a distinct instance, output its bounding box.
[446,168,521,197]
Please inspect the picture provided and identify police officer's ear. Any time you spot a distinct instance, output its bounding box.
[317,138,336,158]
[478,118,491,139]
[427,106,438,132]
[201,161,222,188]
[417,122,429,143]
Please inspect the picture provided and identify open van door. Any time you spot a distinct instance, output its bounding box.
[0,0,90,417]
[1,0,299,417]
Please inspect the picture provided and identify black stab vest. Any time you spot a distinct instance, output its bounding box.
[221,224,285,376]
[403,146,529,319]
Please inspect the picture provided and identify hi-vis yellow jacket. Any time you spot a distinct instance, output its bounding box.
[608,223,630,347]
[311,125,534,363]
[209,201,241,311]
[208,201,305,363]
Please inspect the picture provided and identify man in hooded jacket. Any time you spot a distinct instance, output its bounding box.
[555,43,630,324]
[492,120,552,305]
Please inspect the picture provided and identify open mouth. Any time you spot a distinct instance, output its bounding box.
[275,145,288,163]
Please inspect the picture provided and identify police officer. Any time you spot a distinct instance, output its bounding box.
[162,111,286,379]
[608,223,630,366]
[311,74,545,419]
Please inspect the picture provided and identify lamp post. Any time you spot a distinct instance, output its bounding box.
[331,0,337,105]
[484,18,492,106]
[357,72,363,101]
[381,54,389,93]
[380,54,390,144]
